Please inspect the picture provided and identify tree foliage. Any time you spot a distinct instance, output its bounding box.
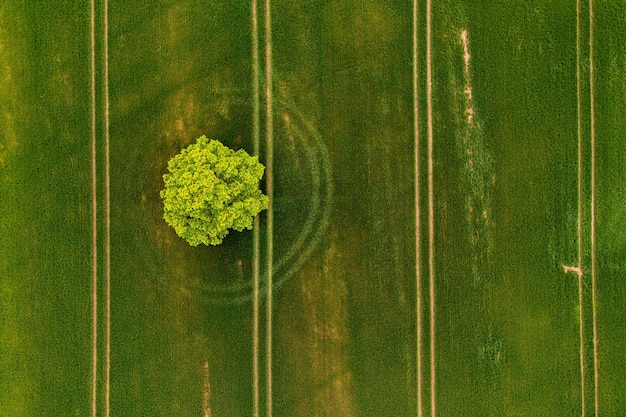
[160,136,268,246]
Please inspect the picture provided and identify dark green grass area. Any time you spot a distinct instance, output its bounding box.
[110,0,417,414]
[595,2,626,415]
[109,0,419,414]
[2,0,624,416]
[433,1,585,415]
[270,0,418,415]
[0,2,93,416]
[108,1,265,415]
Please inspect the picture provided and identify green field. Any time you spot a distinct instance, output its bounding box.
[1,1,625,416]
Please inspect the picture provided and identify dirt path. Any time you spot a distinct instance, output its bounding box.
[251,1,261,416]
[265,1,275,416]
[575,0,587,414]
[90,1,98,415]
[412,1,423,416]
[203,360,212,417]
[104,1,111,415]
[588,1,599,415]
[90,1,111,414]
[426,0,436,415]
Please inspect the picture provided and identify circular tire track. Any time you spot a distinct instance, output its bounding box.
[198,87,333,305]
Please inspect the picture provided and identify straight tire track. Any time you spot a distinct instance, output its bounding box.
[412,0,422,416]
[588,1,599,415]
[90,0,98,416]
[577,271,586,417]
[103,0,111,415]
[426,0,435,415]
[575,0,586,415]
[203,360,212,417]
[251,0,261,416]
[265,0,274,416]
[90,1,110,415]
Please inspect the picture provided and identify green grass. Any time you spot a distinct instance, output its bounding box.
[1,2,93,416]
[1,0,624,416]
[595,2,626,415]
[108,2,255,415]
[270,2,417,415]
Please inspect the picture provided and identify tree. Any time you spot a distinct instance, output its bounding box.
[160,136,268,246]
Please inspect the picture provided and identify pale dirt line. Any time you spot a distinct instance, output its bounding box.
[426,0,435,415]
[460,29,475,125]
[578,268,587,417]
[412,0,422,416]
[90,0,97,416]
[265,0,274,416]
[460,30,470,82]
[252,252,260,417]
[103,0,111,415]
[575,1,586,415]
[588,1,599,415]
[203,360,212,417]
[251,1,260,416]
[565,267,587,417]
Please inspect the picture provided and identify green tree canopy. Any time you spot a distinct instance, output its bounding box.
[160,136,268,246]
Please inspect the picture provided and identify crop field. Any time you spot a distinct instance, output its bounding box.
[1,0,625,416]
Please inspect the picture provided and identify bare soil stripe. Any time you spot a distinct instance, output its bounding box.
[203,360,212,417]
[251,1,261,416]
[90,1,97,416]
[575,0,586,415]
[412,0,423,415]
[252,248,260,417]
[103,1,111,415]
[426,0,436,415]
[588,1,599,415]
[265,0,274,416]
[578,268,586,417]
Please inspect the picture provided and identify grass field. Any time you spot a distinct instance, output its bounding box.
[1,1,624,416]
